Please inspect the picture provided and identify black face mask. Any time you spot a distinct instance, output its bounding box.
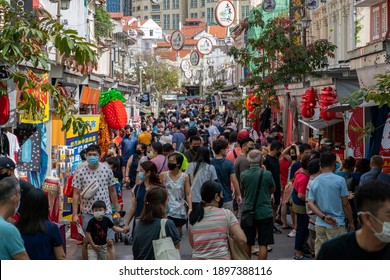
[276,151,282,158]
[0,172,9,181]
[199,125,204,129]
[192,146,200,153]
[168,163,178,170]
[205,124,210,128]
[291,155,298,161]
[136,150,143,155]
[126,133,131,138]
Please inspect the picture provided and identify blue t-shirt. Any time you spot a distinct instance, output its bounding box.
[120,136,138,161]
[21,220,63,260]
[134,183,147,218]
[308,172,349,228]
[172,132,186,151]
[0,216,26,260]
[211,158,235,202]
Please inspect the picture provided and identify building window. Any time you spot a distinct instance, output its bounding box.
[382,4,387,36]
[190,13,198,18]
[241,5,249,19]
[152,15,161,22]
[207,7,214,24]
[144,16,148,19]
[164,14,171,30]
[202,11,205,17]
[144,6,148,10]
[152,5,160,12]
[173,0,179,9]
[137,6,141,11]
[373,7,380,40]
[163,0,170,10]
[172,14,180,30]
[150,30,154,36]
[190,0,198,8]
[201,0,205,7]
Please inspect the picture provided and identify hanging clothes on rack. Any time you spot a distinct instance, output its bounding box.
[0,128,10,156]
[6,131,20,162]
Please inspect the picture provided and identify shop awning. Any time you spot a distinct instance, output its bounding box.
[80,86,101,105]
[299,118,343,130]
[325,100,379,112]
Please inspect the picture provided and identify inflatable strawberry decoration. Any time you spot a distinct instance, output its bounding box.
[99,89,128,130]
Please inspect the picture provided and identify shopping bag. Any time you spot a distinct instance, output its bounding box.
[152,219,181,260]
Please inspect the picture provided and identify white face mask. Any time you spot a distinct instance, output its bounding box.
[364,212,390,243]
[93,210,105,219]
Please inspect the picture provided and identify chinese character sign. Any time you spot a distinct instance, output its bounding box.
[215,0,236,27]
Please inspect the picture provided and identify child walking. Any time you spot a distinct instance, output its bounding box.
[85,200,127,260]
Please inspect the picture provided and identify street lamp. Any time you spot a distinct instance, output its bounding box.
[50,0,72,64]
[136,61,144,95]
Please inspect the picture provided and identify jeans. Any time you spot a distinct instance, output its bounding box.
[295,213,309,251]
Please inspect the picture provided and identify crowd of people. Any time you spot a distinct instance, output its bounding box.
[1,105,390,260]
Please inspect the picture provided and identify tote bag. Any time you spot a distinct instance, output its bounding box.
[152,219,181,260]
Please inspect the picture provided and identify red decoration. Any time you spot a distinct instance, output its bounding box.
[99,89,128,130]
[299,87,317,119]
[318,86,337,121]
[0,93,10,125]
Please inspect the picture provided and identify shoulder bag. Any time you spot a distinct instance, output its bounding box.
[223,209,250,260]
[240,170,264,229]
[80,180,99,199]
[152,219,181,260]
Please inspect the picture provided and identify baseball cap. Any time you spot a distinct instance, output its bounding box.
[0,156,16,169]
[237,129,250,141]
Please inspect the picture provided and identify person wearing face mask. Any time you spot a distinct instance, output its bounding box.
[183,136,202,163]
[159,129,173,145]
[198,123,211,147]
[85,200,128,260]
[160,153,191,242]
[0,156,34,224]
[316,180,390,259]
[149,142,168,175]
[119,125,138,181]
[72,144,119,260]
[137,125,152,146]
[125,144,147,189]
[308,152,354,257]
[188,180,247,260]
[210,139,242,212]
[263,140,284,235]
[0,177,29,260]
[123,161,164,242]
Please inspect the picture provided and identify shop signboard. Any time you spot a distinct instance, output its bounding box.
[170,30,185,51]
[197,37,213,55]
[65,115,100,171]
[215,0,236,27]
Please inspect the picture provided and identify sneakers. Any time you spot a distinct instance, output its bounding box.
[287,229,296,237]
[273,226,282,234]
[267,245,273,252]
[292,254,310,260]
[251,244,259,254]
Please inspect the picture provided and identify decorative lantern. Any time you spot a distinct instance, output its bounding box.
[318,86,337,121]
[299,87,317,119]
[99,89,128,130]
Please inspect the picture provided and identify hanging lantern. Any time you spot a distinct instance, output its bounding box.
[99,89,128,130]
[299,87,317,119]
[318,87,337,121]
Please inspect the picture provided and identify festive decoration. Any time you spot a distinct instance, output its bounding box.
[0,91,10,125]
[318,86,337,120]
[98,113,111,159]
[299,87,317,119]
[244,93,262,120]
[99,89,127,130]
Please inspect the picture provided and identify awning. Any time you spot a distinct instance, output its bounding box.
[139,108,151,114]
[325,100,380,112]
[299,118,343,130]
[80,86,101,105]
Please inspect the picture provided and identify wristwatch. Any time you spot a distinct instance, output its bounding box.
[322,215,326,220]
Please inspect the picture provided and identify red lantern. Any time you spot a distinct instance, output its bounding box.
[299,87,317,119]
[318,87,337,121]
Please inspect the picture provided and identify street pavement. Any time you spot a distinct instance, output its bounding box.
[65,187,304,260]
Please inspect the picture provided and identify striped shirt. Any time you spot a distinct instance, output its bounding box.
[190,207,238,260]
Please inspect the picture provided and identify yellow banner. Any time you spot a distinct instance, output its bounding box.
[20,73,50,124]
[65,115,100,139]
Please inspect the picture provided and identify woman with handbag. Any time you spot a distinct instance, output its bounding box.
[132,187,180,260]
[188,180,247,260]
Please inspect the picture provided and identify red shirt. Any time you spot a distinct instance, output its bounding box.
[293,168,310,195]
[279,156,291,187]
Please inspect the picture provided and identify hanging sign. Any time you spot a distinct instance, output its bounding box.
[215,0,236,27]
[155,55,161,63]
[307,0,319,10]
[170,30,185,51]
[163,33,171,44]
[197,37,213,55]
[181,60,190,71]
[128,29,137,39]
[262,0,276,12]
[184,70,192,79]
[190,51,200,66]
